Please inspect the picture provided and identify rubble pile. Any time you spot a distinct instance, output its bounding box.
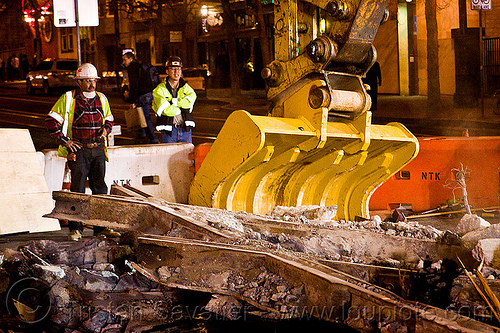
[229,217,454,265]
[6,192,500,332]
[266,205,338,223]
[0,235,309,331]
[202,208,500,324]
[0,238,166,332]
[158,264,306,319]
[450,270,500,321]
[214,267,305,317]
[164,204,457,266]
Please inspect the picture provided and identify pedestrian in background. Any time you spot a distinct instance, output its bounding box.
[153,56,197,143]
[11,54,20,81]
[6,55,12,81]
[21,54,30,79]
[45,63,121,241]
[121,49,159,144]
[0,58,4,82]
[363,61,382,111]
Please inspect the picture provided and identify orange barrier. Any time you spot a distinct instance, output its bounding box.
[192,138,500,215]
[62,162,71,191]
[370,136,500,212]
[188,143,213,174]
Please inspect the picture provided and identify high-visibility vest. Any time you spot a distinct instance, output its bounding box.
[47,90,114,158]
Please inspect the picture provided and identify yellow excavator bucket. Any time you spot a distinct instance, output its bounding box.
[189,0,419,221]
[189,76,419,221]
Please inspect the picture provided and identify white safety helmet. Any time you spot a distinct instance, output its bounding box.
[75,63,100,80]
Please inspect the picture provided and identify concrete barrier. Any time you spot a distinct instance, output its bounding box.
[0,129,60,235]
[41,143,194,203]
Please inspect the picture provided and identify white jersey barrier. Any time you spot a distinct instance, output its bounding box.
[41,143,194,203]
[0,129,60,235]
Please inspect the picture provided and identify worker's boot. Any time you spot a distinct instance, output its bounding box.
[68,229,82,241]
[96,227,121,238]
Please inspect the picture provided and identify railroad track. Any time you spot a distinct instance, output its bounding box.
[44,187,494,332]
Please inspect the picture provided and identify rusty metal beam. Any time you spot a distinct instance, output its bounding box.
[44,190,495,331]
[132,235,498,333]
[45,189,474,266]
[44,191,236,241]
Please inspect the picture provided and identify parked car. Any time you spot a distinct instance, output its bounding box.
[182,67,209,97]
[26,59,79,95]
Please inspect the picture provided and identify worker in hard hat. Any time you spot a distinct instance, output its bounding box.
[45,63,121,241]
[121,48,159,144]
[153,56,197,143]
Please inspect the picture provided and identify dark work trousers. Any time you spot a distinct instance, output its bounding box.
[367,84,379,111]
[68,144,107,234]
[137,92,158,143]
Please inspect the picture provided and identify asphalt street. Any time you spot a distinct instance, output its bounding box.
[2,79,500,151]
[0,80,270,150]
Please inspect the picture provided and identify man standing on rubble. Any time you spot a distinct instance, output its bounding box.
[153,56,197,143]
[45,63,121,241]
[121,49,159,144]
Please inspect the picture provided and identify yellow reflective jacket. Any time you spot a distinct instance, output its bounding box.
[47,90,114,159]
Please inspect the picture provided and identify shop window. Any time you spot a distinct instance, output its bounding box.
[60,27,74,53]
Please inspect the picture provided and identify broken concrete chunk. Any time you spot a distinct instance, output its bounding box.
[114,273,157,292]
[360,216,381,229]
[472,238,500,269]
[208,270,232,289]
[102,270,119,279]
[108,245,133,263]
[205,295,242,320]
[93,263,115,272]
[266,205,337,223]
[82,310,118,333]
[456,214,491,236]
[422,225,444,240]
[439,230,461,245]
[207,218,245,233]
[21,240,61,264]
[157,266,172,282]
[84,249,97,265]
[462,223,500,250]
[33,263,66,281]
[81,269,119,292]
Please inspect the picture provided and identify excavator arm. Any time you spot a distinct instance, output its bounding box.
[189,0,419,221]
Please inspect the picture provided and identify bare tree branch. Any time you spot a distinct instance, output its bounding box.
[444,164,472,214]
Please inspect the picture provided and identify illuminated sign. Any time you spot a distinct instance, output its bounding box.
[471,0,491,10]
[53,0,99,27]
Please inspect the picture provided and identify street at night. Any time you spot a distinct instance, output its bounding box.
[0,81,270,150]
[2,81,500,151]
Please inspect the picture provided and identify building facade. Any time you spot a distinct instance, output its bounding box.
[13,0,500,98]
